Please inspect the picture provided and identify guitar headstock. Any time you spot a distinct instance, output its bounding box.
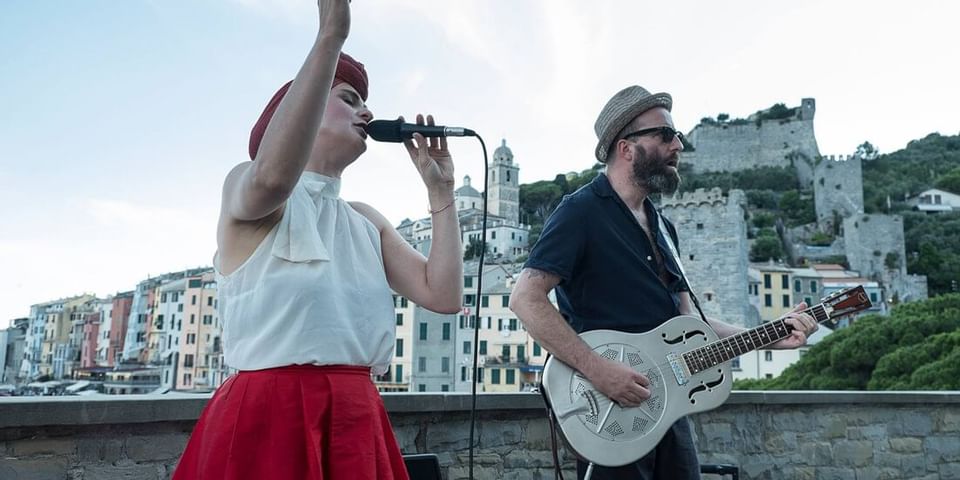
[820,285,872,321]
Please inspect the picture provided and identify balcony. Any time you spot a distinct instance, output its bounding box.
[0,392,958,479]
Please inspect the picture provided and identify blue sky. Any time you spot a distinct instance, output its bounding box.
[2,0,959,321]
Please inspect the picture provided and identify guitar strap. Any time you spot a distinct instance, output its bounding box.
[657,213,710,326]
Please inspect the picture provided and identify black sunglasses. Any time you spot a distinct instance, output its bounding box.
[622,126,684,144]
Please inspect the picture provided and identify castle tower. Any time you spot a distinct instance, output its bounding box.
[660,189,755,327]
[800,98,816,121]
[814,155,864,232]
[487,139,520,223]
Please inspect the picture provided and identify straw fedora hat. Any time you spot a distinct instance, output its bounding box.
[594,85,672,163]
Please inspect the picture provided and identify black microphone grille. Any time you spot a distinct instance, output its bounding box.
[365,118,404,143]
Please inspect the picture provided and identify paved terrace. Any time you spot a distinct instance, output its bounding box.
[0,391,958,479]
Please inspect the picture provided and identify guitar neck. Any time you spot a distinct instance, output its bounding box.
[683,304,829,374]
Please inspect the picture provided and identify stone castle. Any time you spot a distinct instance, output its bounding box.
[669,98,927,310]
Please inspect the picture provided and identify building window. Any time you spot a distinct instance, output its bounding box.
[461,366,467,382]
[396,313,403,326]
[463,341,471,354]
[794,279,802,292]
[476,367,484,383]
[396,339,404,357]
[419,323,428,340]
[418,384,426,392]
[764,351,773,362]
[186,333,196,345]
[783,295,790,308]
[811,281,817,293]
[502,295,509,307]
[418,357,426,372]
[509,318,518,331]
[192,295,197,305]
[441,357,450,373]
[764,294,772,307]
[396,365,403,383]
[506,369,515,385]
[502,345,510,361]
[481,296,489,308]
[190,314,195,324]
[442,322,451,341]
[441,384,449,392]
[731,357,741,370]
[207,296,213,306]
[763,274,771,289]
[479,341,487,355]
[465,277,473,288]
[781,275,789,289]
[184,354,194,367]
[533,342,542,356]
[517,345,526,362]
[491,369,501,385]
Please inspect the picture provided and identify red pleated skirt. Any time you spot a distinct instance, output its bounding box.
[173,365,409,480]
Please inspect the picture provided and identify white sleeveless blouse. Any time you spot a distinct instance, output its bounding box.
[215,172,395,374]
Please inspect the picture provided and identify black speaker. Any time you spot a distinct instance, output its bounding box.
[403,453,443,480]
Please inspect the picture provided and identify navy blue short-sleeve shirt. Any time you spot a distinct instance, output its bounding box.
[524,173,688,334]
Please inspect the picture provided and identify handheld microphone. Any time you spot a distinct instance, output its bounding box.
[365,118,476,143]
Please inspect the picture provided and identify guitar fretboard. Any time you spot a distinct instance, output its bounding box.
[682,304,828,374]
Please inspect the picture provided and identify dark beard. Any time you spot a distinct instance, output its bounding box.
[631,144,681,194]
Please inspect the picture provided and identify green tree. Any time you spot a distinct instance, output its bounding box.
[734,294,960,391]
[463,237,488,260]
[519,181,563,223]
[934,166,960,194]
[855,141,879,160]
[750,236,784,262]
[778,190,816,226]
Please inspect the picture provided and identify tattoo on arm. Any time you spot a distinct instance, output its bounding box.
[525,268,548,280]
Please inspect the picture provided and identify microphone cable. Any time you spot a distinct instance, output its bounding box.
[466,133,489,480]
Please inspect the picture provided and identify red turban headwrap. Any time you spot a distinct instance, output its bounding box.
[248,53,368,160]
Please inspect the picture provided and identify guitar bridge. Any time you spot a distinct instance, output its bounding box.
[666,352,690,386]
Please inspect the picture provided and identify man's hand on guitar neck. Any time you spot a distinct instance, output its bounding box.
[767,302,819,349]
[582,356,651,408]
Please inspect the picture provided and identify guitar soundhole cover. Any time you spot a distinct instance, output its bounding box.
[605,421,624,437]
[633,417,650,433]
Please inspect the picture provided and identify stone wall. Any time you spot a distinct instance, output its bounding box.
[684,99,820,187]
[661,188,755,327]
[1,392,958,480]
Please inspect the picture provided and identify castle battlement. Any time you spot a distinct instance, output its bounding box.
[819,154,858,162]
[661,188,746,209]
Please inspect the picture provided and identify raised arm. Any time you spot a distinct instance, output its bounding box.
[509,268,651,407]
[354,114,463,314]
[225,0,351,222]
